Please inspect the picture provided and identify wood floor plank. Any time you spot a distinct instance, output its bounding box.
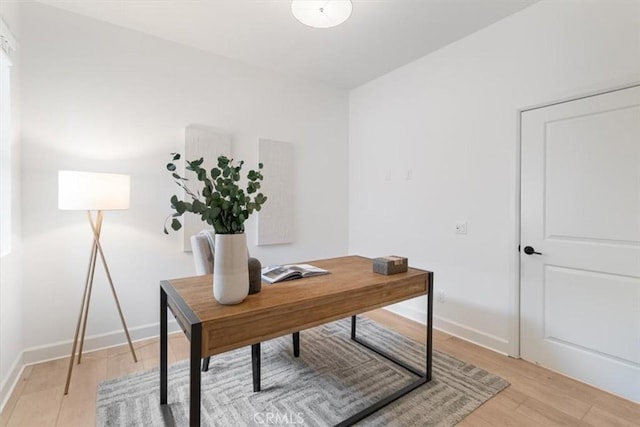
[136,340,160,361]
[494,386,527,411]
[0,366,32,427]
[106,343,130,357]
[169,333,191,361]
[56,358,107,427]
[472,395,540,427]
[105,350,144,380]
[456,411,496,427]
[581,405,640,427]
[6,386,63,427]
[592,393,640,424]
[516,397,582,426]
[508,371,592,420]
[142,357,160,371]
[77,348,109,362]
[21,359,68,396]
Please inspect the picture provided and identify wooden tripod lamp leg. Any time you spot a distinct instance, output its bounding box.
[64,210,138,395]
[88,211,138,363]
[64,216,100,395]
[77,214,101,364]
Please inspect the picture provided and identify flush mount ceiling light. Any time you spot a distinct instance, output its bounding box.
[291,0,353,29]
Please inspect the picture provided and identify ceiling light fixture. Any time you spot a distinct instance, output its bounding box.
[291,0,353,29]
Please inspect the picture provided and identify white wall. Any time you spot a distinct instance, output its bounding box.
[0,0,23,408]
[19,2,348,359]
[349,0,640,354]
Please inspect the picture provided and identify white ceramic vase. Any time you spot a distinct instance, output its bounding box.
[213,233,249,305]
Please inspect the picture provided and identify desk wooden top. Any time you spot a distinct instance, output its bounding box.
[163,255,430,356]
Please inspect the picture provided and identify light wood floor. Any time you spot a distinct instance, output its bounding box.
[1,309,638,426]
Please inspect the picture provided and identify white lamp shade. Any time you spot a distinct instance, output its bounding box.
[58,171,130,211]
[291,0,352,28]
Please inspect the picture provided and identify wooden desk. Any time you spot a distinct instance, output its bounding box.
[160,255,433,426]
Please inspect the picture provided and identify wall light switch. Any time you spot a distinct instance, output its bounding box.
[455,221,467,234]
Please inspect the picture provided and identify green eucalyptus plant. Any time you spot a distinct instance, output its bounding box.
[164,153,267,235]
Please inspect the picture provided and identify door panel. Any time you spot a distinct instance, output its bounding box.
[545,266,639,364]
[520,85,640,402]
[545,105,640,243]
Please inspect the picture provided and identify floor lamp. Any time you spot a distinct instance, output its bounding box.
[58,170,138,395]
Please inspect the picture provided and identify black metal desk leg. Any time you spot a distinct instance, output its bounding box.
[252,343,261,392]
[160,288,168,404]
[293,332,300,357]
[202,357,210,372]
[426,273,434,381]
[190,323,202,426]
[351,315,357,340]
[338,274,434,426]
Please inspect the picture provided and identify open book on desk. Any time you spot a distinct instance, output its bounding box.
[261,264,330,284]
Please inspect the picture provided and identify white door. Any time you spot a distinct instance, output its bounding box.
[520,85,640,402]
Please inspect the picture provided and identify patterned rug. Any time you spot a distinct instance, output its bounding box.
[96,318,508,426]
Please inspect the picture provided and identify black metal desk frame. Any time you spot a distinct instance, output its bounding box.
[160,273,433,427]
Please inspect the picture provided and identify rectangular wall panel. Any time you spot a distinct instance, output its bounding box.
[182,124,232,251]
[257,139,294,246]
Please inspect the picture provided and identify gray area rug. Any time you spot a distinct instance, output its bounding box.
[96,318,508,426]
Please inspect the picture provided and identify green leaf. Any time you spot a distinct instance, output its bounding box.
[171,218,182,231]
[166,163,176,171]
[218,156,230,168]
[192,200,204,213]
[172,153,181,161]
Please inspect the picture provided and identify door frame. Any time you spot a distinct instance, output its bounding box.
[508,81,640,358]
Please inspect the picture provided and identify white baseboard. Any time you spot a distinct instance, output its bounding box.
[433,315,510,355]
[382,305,510,355]
[0,352,24,414]
[23,319,181,365]
[0,319,181,413]
[384,304,426,325]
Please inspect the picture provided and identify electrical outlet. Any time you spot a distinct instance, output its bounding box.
[438,290,445,303]
[455,221,467,234]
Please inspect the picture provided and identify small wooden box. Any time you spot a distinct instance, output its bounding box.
[373,256,408,275]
